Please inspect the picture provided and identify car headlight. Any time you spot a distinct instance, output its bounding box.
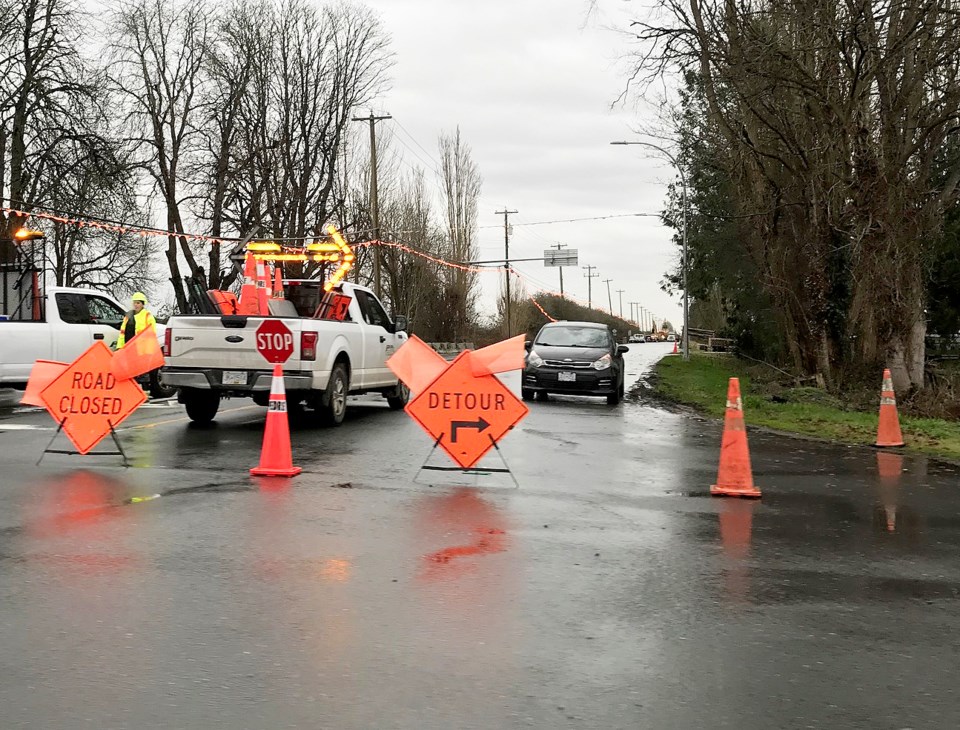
[526,349,544,368]
[592,353,612,370]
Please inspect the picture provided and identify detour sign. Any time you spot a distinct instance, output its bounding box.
[39,341,147,454]
[405,351,528,469]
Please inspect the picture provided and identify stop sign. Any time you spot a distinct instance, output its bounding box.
[255,319,295,363]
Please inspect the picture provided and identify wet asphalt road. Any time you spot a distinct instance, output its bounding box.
[1,343,959,729]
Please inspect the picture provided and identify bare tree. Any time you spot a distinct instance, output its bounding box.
[110,0,211,312]
[199,0,391,287]
[438,127,481,341]
[0,1,100,218]
[35,98,153,294]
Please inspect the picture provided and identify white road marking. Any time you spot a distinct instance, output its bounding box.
[0,424,52,431]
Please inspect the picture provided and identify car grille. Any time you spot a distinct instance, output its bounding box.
[542,359,593,369]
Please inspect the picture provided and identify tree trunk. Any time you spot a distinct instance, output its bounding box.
[887,309,926,393]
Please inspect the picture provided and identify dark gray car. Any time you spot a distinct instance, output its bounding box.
[522,321,628,404]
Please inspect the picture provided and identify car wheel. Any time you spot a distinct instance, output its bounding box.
[182,389,220,424]
[319,363,349,426]
[386,381,409,410]
[606,381,622,406]
[521,388,534,401]
[536,390,550,401]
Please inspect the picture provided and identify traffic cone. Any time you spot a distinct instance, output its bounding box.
[256,259,270,315]
[672,340,678,355]
[272,266,284,299]
[875,368,905,447]
[250,364,301,477]
[711,377,761,498]
[237,254,260,315]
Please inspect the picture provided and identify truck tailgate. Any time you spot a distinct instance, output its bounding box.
[166,316,305,371]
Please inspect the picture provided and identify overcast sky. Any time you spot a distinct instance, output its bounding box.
[361,0,682,330]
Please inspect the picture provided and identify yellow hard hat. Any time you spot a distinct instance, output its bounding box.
[132,292,147,304]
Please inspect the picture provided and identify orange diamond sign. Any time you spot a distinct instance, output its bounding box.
[39,341,147,454]
[405,351,529,469]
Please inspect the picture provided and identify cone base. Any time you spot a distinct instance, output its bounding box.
[873,441,905,448]
[250,465,302,477]
[711,483,762,498]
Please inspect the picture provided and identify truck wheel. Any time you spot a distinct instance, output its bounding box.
[149,369,177,399]
[183,389,220,424]
[319,363,349,426]
[385,381,409,410]
[521,388,534,401]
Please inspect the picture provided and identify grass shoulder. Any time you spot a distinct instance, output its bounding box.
[653,353,960,460]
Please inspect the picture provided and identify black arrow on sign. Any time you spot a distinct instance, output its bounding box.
[450,417,490,443]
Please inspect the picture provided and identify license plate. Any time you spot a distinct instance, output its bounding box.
[222,371,247,385]
[558,371,576,382]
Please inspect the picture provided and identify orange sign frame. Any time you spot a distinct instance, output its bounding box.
[39,341,147,455]
[405,351,528,469]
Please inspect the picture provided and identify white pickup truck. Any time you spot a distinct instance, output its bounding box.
[161,281,410,425]
[0,286,171,397]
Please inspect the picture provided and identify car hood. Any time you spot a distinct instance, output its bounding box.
[530,344,608,362]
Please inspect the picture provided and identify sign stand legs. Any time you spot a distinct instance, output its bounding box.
[37,417,130,467]
[415,433,519,488]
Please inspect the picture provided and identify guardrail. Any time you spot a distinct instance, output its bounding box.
[427,342,475,358]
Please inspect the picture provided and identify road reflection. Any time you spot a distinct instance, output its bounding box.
[718,499,757,605]
[872,451,922,545]
[22,470,142,577]
[416,487,509,582]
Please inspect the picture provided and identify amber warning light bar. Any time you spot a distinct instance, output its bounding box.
[246,224,355,292]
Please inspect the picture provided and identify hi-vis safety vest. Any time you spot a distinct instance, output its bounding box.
[117,308,157,348]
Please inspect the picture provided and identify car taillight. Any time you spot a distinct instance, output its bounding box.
[301,331,318,361]
[163,327,172,357]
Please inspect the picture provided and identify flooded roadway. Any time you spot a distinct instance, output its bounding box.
[1,343,959,728]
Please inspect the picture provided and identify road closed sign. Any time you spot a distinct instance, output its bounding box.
[405,351,528,469]
[256,319,294,364]
[39,341,147,454]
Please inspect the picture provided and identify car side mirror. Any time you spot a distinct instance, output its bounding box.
[393,314,408,332]
[524,340,532,352]
[617,345,629,355]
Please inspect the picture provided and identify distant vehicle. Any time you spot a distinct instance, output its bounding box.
[645,334,657,342]
[522,321,628,405]
[628,334,644,343]
[0,286,171,398]
[666,334,677,342]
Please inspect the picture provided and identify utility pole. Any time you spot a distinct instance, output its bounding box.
[603,279,613,314]
[616,289,624,319]
[631,302,639,325]
[582,265,599,309]
[495,208,517,336]
[352,111,392,297]
[550,243,567,297]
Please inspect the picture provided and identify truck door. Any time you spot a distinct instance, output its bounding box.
[52,293,101,361]
[353,289,394,387]
[82,293,124,348]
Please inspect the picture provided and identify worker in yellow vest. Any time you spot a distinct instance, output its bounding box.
[117,292,157,348]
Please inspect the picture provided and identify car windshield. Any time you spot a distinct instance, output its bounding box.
[536,326,609,348]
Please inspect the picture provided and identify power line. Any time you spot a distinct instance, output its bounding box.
[390,119,444,173]
[479,212,661,228]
